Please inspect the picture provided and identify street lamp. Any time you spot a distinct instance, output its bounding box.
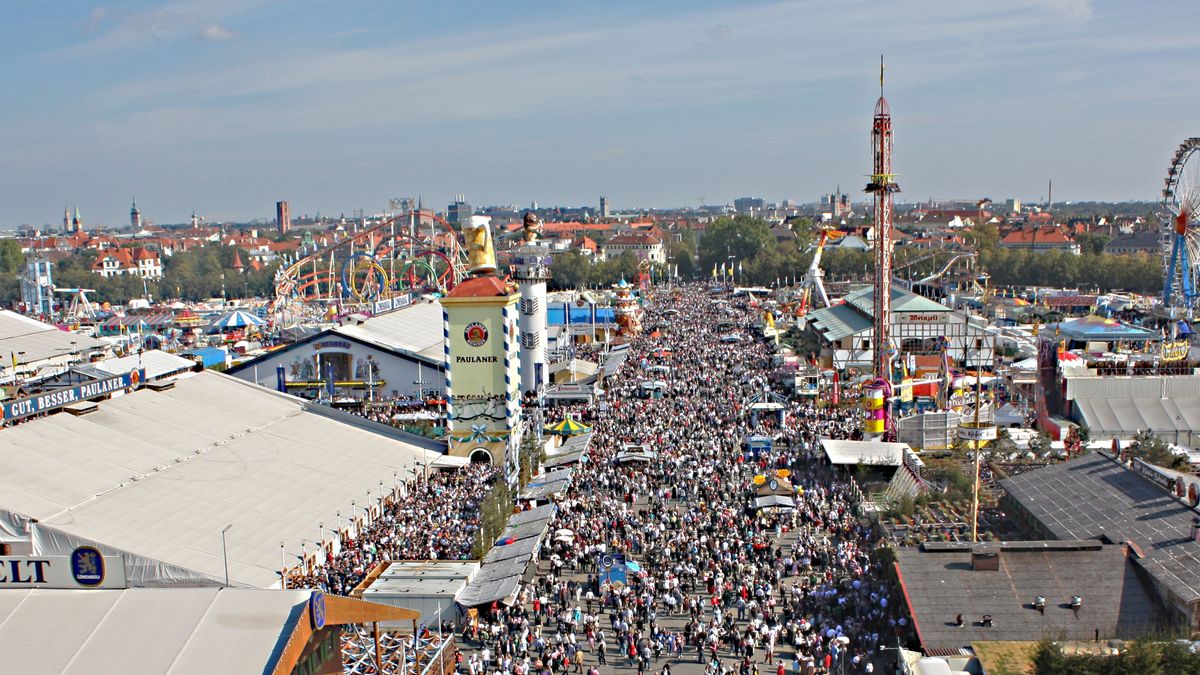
[221,523,234,588]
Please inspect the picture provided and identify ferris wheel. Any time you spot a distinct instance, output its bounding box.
[1162,137,1200,314]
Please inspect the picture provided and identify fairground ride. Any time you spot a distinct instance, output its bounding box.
[271,211,467,322]
[796,225,837,317]
[1162,137,1200,317]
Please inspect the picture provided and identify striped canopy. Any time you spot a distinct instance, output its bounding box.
[210,310,265,330]
[544,416,591,436]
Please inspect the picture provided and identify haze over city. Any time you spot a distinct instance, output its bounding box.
[3,0,1197,225]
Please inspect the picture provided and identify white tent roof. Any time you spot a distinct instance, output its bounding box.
[0,371,442,587]
[92,349,196,381]
[334,301,446,363]
[0,588,311,674]
[819,438,910,466]
[1075,397,1200,437]
[0,310,107,364]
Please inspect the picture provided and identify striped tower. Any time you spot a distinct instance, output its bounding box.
[513,247,551,395]
[440,276,522,481]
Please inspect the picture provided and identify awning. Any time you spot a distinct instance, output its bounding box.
[753,495,796,510]
[431,454,470,468]
[820,438,910,466]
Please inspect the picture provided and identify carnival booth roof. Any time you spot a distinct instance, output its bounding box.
[819,439,910,466]
[210,309,265,330]
[1051,315,1159,342]
[0,371,441,588]
[545,415,591,436]
[92,349,196,381]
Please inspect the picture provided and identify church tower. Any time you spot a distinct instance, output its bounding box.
[130,197,142,230]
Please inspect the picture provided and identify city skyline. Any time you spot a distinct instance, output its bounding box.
[3,0,1198,226]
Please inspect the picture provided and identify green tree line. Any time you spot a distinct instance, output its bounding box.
[0,243,281,307]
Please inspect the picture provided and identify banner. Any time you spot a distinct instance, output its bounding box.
[2,370,144,423]
[1161,340,1189,362]
[0,549,127,589]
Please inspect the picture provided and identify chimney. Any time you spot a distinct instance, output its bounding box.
[1191,518,1200,544]
[971,549,1000,571]
[1034,596,1046,614]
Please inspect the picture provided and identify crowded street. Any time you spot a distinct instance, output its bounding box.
[456,284,902,675]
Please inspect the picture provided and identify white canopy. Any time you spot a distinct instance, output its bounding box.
[820,439,911,466]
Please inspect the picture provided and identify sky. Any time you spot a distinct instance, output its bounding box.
[2,0,1198,227]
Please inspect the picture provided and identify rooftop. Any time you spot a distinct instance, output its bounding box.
[0,371,441,588]
[444,276,511,299]
[895,542,1161,650]
[334,300,446,362]
[0,310,106,365]
[1001,452,1200,605]
[0,588,310,673]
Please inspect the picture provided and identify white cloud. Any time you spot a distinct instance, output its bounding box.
[198,24,235,41]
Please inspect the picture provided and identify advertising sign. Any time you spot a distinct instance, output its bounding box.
[1161,340,1189,362]
[2,370,144,423]
[958,424,998,442]
[895,312,946,324]
[0,548,127,589]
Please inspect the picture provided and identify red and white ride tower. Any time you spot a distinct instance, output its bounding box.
[865,56,900,383]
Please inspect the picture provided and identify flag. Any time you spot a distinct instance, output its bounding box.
[719,262,726,277]
[711,264,717,279]
[9,352,14,370]
[738,262,743,274]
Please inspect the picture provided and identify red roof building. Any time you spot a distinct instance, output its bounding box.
[602,229,665,263]
[91,247,164,278]
[998,227,1080,255]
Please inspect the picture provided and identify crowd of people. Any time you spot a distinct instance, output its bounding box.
[457,285,904,674]
[291,462,501,596]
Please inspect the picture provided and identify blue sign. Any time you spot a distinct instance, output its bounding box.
[309,590,327,629]
[70,546,105,587]
[2,370,145,423]
[598,553,627,586]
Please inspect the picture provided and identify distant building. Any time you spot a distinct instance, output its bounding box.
[999,227,1080,255]
[90,247,163,279]
[1103,231,1160,256]
[821,188,851,218]
[130,197,142,231]
[599,195,611,219]
[447,195,472,228]
[276,201,290,234]
[1004,198,1022,214]
[601,230,665,264]
[19,259,54,316]
[733,197,766,214]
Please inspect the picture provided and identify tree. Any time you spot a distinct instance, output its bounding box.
[549,251,595,290]
[1075,232,1110,257]
[1129,430,1187,470]
[968,222,1000,255]
[0,240,24,275]
[697,216,773,274]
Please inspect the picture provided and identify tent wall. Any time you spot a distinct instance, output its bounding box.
[31,524,227,588]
